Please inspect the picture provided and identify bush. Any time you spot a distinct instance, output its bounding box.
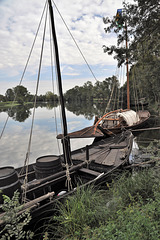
[84,197,160,240]
[109,169,160,208]
[0,191,34,240]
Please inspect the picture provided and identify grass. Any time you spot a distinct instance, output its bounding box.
[41,166,160,240]
[0,101,20,107]
[42,186,109,239]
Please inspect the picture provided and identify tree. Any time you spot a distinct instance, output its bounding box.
[5,88,15,101]
[45,91,58,102]
[103,0,159,66]
[103,0,160,104]
[0,94,5,102]
[13,85,30,104]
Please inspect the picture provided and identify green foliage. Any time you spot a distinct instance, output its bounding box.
[84,169,160,240]
[85,199,160,240]
[103,0,160,104]
[1,85,59,104]
[45,91,58,102]
[5,89,15,102]
[44,186,109,239]
[64,76,119,107]
[109,170,158,208]
[43,168,160,239]
[103,0,159,65]
[0,191,34,240]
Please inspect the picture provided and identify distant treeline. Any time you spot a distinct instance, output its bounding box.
[0,66,159,108]
[0,85,58,104]
[64,76,120,103]
[0,76,121,105]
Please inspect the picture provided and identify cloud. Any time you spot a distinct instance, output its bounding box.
[0,0,133,94]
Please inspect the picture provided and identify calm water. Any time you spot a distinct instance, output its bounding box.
[0,103,94,168]
[0,103,160,168]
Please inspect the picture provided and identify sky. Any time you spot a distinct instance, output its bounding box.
[0,0,134,96]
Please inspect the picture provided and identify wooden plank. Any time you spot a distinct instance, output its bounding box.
[78,168,100,177]
[95,149,118,166]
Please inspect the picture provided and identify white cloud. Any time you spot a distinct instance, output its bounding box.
[0,0,133,94]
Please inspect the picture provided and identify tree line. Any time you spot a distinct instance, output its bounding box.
[64,76,119,103]
[0,85,58,104]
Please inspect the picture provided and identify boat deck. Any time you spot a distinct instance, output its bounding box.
[71,131,131,169]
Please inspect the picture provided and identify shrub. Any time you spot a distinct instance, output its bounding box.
[84,198,160,240]
[0,191,34,240]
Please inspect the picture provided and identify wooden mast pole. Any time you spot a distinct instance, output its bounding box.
[125,20,130,109]
[48,0,71,165]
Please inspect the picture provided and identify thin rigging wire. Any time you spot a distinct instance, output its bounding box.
[22,5,48,173]
[49,12,61,156]
[22,4,48,202]
[0,0,48,140]
[51,0,98,82]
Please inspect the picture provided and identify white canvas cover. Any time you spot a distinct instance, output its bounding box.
[117,110,140,126]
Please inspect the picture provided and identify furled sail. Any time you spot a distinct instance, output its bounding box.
[117,110,140,126]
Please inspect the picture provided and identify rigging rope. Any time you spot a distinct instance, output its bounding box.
[65,163,73,191]
[104,66,119,113]
[0,0,48,140]
[51,0,98,82]
[22,5,48,202]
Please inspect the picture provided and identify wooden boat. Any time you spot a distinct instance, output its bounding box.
[57,109,150,139]
[0,1,133,227]
[0,130,133,224]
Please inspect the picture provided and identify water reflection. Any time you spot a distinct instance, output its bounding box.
[0,104,94,168]
[0,102,59,122]
[0,103,159,168]
[0,101,106,122]
[136,115,160,148]
[65,101,106,120]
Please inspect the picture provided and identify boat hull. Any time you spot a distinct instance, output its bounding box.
[57,110,150,139]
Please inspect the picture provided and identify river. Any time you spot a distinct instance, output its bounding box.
[0,102,160,168]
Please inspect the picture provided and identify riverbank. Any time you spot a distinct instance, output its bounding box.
[0,101,20,108]
[39,162,160,240]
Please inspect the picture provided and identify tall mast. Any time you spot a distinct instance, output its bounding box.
[48,0,71,165]
[125,20,130,109]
